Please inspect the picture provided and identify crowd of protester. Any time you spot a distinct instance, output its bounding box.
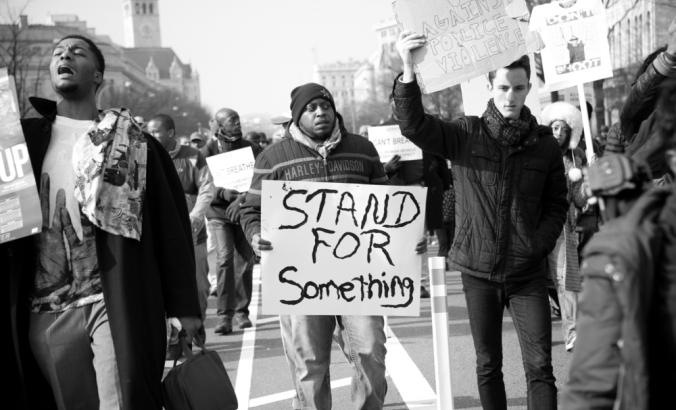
[3,13,675,409]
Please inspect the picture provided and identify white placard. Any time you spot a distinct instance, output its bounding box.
[368,125,422,162]
[261,180,427,316]
[205,147,255,192]
[393,0,528,93]
[529,0,612,91]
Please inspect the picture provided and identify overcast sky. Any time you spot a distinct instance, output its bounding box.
[4,0,396,116]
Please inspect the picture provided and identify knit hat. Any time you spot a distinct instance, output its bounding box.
[541,102,583,149]
[289,83,336,125]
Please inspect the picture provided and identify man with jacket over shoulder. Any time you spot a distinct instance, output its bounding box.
[3,34,202,410]
[393,32,568,409]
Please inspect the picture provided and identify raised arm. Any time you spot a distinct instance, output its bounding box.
[392,31,470,160]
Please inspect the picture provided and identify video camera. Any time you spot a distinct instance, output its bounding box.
[585,153,653,222]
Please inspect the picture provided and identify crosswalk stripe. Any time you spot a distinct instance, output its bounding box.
[235,266,261,409]
[385,325,437,409]
[248,377,351,408]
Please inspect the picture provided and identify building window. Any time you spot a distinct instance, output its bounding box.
[636,15,642,61]
[149,3,153,14]
[142,3,147,14]
[624,18,630,66]
[646,11,651,53]
[135,2,140,14]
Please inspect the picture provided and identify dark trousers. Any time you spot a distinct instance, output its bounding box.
[461,273,556,410]
[209,219,254,317]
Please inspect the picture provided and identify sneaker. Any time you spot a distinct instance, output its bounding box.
[234,313,252,329]
[214,316,233,335]
[420,286,430,299]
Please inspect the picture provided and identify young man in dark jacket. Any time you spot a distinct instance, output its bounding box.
[3,35,202,410]
[394,32,568,409]
[203,108,261,334]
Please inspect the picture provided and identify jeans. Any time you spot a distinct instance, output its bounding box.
[208,219,254,317]
[28,299,122,410]
[461,273,556,410]
[194,241,210,320]
[279,315,387,410]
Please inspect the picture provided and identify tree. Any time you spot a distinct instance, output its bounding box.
[98,85,211,136]
[0,3,50,117]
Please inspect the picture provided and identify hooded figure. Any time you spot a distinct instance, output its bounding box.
[541,101,589,352]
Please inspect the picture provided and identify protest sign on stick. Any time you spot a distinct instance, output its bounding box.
[530,0,611,163]
[529,0,612,92]
[0,68,41,244]
[261,180,427,316]
[206,146,255,192]
[393,0,528,93]
[367,125,422,162]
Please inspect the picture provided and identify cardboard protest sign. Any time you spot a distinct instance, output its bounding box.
[0,68,41,243]
[529,0,612,91]
[206,146,255,192]
[393,0,528,93]
[460,54,542,121]
[261,180,427,316]
[367,125,422,162]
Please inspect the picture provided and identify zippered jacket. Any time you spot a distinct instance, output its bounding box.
[393,79,568,282]
[562,186,676,410]
[239,124,387,243]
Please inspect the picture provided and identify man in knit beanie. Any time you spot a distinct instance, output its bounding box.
[239,82,426,409]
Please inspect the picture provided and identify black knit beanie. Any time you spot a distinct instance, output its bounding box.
[289,83,336,125]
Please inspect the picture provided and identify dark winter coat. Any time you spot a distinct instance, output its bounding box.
[4,98,201,410]
[239,125,388,243]
[562,185,676,410]
[393,79,568,282]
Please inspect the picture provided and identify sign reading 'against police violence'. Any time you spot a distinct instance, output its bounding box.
[261,180,427,316]
[393,0,528,93]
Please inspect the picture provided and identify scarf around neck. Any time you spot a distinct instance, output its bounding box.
[72,108,147,241]
[288,120,342,159]
[482,98,537,147]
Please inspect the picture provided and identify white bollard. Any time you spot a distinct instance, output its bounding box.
[428,256,454,410]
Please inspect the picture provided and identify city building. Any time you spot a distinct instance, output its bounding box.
[121,0,201,103]
[603,0,675,125]
[0,0,200,117]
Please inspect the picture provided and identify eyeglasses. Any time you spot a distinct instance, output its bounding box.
[305,101,332,113]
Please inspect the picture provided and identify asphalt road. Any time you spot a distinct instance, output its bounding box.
[183,250,572,409]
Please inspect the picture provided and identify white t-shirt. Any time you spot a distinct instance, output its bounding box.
[32,115,103,312]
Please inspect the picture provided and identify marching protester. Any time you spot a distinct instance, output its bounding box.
[393,32,568,410]
[203,108,261,335]
[541,102,589,352]
[239,82,426,409]
[147,113,214,322]
[562,78,676,410]
[3,34,202,409]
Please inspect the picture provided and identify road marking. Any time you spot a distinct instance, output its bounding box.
[385,325,437,409]
[234,266,261,409]
[248,377,351,408]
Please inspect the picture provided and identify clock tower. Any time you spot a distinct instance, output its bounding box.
[122,0,161,47]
